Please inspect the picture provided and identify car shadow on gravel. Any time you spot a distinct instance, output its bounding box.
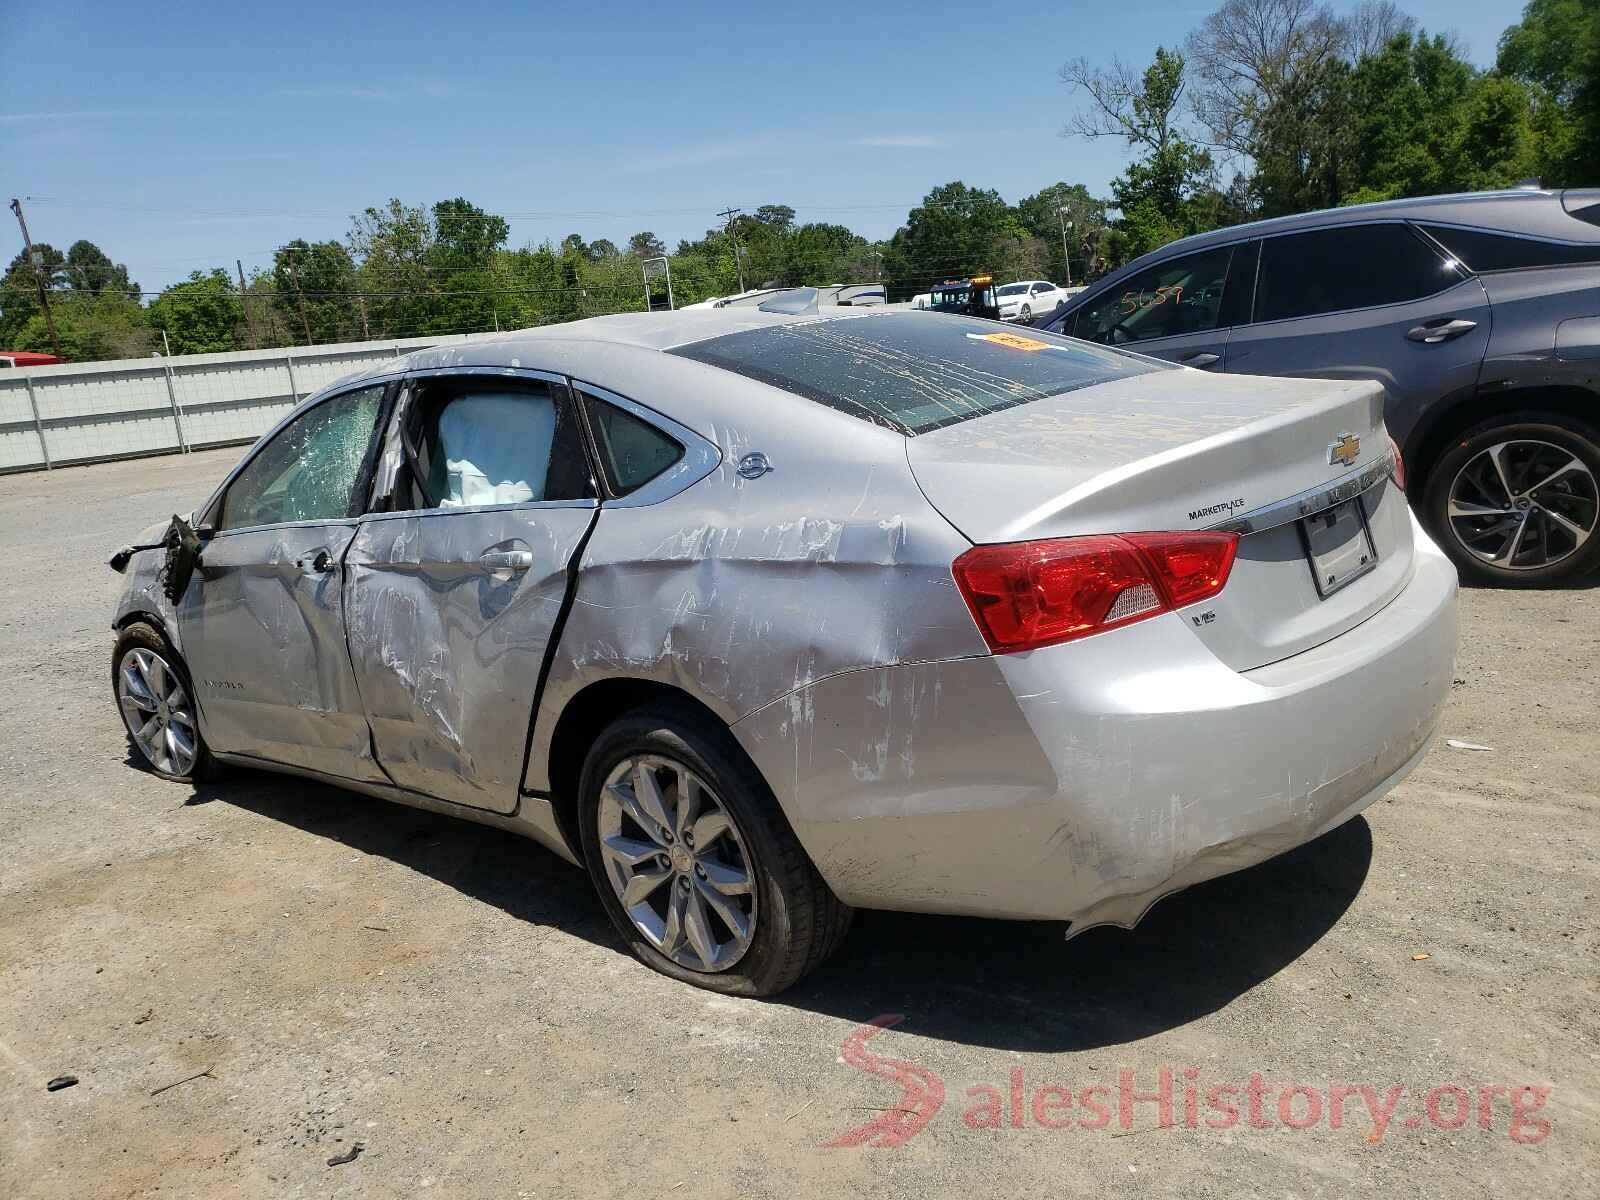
[185,765,1370,1053]
[779,816,1373,1052]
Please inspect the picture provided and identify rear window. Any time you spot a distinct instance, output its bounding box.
[669,313,1163,435]
[1418,224,1600,272]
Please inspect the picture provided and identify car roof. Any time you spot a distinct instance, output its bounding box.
[1118,188,1574,267]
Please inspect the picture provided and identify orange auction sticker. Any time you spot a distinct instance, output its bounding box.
[970,331,1054,352]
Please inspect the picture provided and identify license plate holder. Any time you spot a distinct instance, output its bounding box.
[1299,498,1377,598]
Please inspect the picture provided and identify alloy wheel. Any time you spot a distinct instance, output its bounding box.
[597,754,757,972]
[118,647,199,776]
[1446,439,1597,570]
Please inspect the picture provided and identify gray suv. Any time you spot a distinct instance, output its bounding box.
[1040,188,1600,586]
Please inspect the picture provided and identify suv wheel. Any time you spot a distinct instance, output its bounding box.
[1423,413,1600,586]
[577,704,852,996]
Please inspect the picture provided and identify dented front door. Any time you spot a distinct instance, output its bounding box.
[177,383,390,780]
[343,503,596,812]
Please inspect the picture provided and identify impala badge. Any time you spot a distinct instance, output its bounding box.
[1328,433,1360,467]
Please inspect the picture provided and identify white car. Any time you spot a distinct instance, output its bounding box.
[997,280,1069,324]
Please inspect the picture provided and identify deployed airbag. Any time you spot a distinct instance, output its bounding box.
[436,392,554,507]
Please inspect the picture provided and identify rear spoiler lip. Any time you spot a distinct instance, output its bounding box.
[1206,446,1397,536]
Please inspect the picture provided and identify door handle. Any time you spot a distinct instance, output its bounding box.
[1181,351,1221,368]
[297,549,334,575]
[478,549,533,582]
[1406,318,1477,344]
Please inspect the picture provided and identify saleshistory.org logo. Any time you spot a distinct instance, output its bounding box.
[822,1017,1553,1147]
[1188,496,1247,521]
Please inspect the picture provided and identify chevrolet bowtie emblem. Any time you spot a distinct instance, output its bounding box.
[1328,433,1360,467]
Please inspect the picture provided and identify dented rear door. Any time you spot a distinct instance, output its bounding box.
[342,370,598,813]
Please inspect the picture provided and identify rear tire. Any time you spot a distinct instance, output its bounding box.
[577,704,852,996]
[112,622,214,782]
[1422,413,1600,587]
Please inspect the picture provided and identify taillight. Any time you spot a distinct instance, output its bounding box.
[952,532,1238,654]
[1388,435,1406,490]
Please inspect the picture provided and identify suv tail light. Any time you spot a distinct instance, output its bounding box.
[952,532,1239,654]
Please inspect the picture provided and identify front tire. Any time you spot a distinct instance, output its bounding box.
[112,623,213,782]
[1422,413,1600,587]
[1020,303,1033,325]
[577,705,852,996]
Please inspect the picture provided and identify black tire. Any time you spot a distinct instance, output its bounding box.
[1020,303,1033,325]
[112,622,215,783]
[1421,412,1600,587]
[577,704,852,996]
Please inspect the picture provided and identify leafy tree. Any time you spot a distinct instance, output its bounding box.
[147,269,243,354]
[882,182,1029,296]
[0,244,65,345]
[64,240,137,297]
[271,239,358,344]
[754,205,797,231]
[14,290,150,360]
[1497,0,1600,184]
[627,232,666,258]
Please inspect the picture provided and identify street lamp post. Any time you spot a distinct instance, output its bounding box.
[1057,206,1074,288]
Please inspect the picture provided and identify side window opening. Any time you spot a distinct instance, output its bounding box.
[1075,245,1235,346]
[580,392,684,496]
[393,378,593,511]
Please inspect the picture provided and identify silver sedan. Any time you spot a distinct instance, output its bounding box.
[110,307,1458,995]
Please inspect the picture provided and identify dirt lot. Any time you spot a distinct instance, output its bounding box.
[0,447,1595,1198]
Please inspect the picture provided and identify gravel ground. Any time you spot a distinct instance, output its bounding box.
[1,448,1595,1199]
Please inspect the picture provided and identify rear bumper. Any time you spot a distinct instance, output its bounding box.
[732,519,1458,924]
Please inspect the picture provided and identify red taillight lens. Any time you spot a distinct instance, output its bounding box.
[952,531,1238,654]
[1388,435,1406,490]
[1122,531,1239,608]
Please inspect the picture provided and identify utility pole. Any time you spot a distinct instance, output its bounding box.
[236,258,258,349]
[285,258,313,345]
[1056,205,1074,288]
[9,198,62,357]
[358,295,372,339]
[716,206,746,294]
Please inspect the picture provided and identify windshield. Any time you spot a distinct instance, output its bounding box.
[997,283,1029,297]
[670,312,1165,435]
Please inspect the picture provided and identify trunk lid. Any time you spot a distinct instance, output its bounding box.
[907,370,1413,670]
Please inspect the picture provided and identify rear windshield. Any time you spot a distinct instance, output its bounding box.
[670,313,1162,434]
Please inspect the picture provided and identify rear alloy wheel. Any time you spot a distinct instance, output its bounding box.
[113,623,212,781]
[578,705,851,996]
[1424,415,1600,586]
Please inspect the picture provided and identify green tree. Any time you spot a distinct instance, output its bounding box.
[882,182,1028,297]
[1497,0,1600,184]
[64,240,137,297]
[14,290,150,360]
[147,269,243,354]
[272,239,358,344]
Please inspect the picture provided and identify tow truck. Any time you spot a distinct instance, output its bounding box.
[926,275,999,320]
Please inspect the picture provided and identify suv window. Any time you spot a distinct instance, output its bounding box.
[1075,245,1234,345]
[581,392,684,495]
[218,384,385,530]
[1418,224,1600,272]
[395,377,592,510]
[1255,224,1463,323]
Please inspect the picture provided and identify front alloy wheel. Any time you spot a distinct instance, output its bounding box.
[596,754,757,972]
[114,627,207,779]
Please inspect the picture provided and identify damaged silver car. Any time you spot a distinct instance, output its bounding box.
[110,308,1459,995]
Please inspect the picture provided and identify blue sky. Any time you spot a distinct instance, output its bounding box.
[3,0,1517,291]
